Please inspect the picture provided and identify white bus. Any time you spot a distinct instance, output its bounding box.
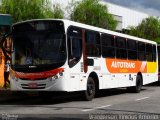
[157,45,160,80]
[2,19,158,100]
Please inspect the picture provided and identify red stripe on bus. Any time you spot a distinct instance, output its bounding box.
[12,68,64,80]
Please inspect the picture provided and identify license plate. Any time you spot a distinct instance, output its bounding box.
[28,83,38,88]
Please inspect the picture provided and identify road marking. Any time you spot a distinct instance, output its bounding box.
[82,105,112,112]
[135,97,149,101]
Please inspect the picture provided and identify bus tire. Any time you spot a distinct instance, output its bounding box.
[127,74,142,93]
[83,77,95,101]
[133,74,142,93]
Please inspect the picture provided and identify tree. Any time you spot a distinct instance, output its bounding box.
[0,0,64,23]
[127,17,160,43]
[70,0,117,30]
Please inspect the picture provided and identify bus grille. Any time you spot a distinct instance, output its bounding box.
[19,78,48,80]
[21,84,46,89]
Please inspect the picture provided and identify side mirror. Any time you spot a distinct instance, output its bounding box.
[86,58,94,66]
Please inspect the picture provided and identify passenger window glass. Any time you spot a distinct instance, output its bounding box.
[101,34,115,58]
[127,40,137,50]
[138,42,146,61]
[127,40,137,60]
[146,44,153,61]
[67,26,82,68]
[138,42,145,52]
[116,37,126,48]
[153,45,157,62]
[85,31,101,57]
[116,37,127,59]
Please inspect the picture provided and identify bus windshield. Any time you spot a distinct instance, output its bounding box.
[11,20,66,72]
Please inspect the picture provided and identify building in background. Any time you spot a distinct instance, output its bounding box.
[52,0,150,31]
[0,14,12,87]
[101,2,149,31]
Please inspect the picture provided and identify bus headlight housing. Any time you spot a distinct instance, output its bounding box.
[53,75,58,79]
[48,75,59,82]
[59,72,63,76]
[48,72,63,82]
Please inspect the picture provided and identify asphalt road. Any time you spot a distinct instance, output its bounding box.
[0,82,160,120]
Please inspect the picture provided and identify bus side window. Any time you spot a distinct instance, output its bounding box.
[146,44,153,61]
[127,39,137,60]
[85,30,101,57]
[153,45,157,62]
[116,37,127,59]
[101,34,115,58]
[67,26,82,68]
[138,42,146,61]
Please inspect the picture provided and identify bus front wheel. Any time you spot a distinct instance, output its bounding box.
[83,77,95,101]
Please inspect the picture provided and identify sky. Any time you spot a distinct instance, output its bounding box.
[103,0,160,17]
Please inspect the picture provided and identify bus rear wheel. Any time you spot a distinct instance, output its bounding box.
[127,74,142,93]
[83,77,95,101]
[134,74,142,93]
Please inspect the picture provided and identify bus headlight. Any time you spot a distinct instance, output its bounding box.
[54,75,58,79]
[48,75,59,82]
[59,72,63,76]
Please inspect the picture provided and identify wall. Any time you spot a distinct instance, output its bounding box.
[102,2,149,30]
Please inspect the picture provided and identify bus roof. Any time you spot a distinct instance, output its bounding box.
[12,19,157,45]
[0,14,11,16]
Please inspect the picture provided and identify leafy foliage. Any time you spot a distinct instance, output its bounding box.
[0,0,64,23]
[127,17,160,43]
[70,0,117,30]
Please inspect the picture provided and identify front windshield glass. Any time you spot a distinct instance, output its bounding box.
[11,20,66,71]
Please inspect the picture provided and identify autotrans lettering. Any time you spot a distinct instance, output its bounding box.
[111,61,135,69]
[106,59,147,73]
